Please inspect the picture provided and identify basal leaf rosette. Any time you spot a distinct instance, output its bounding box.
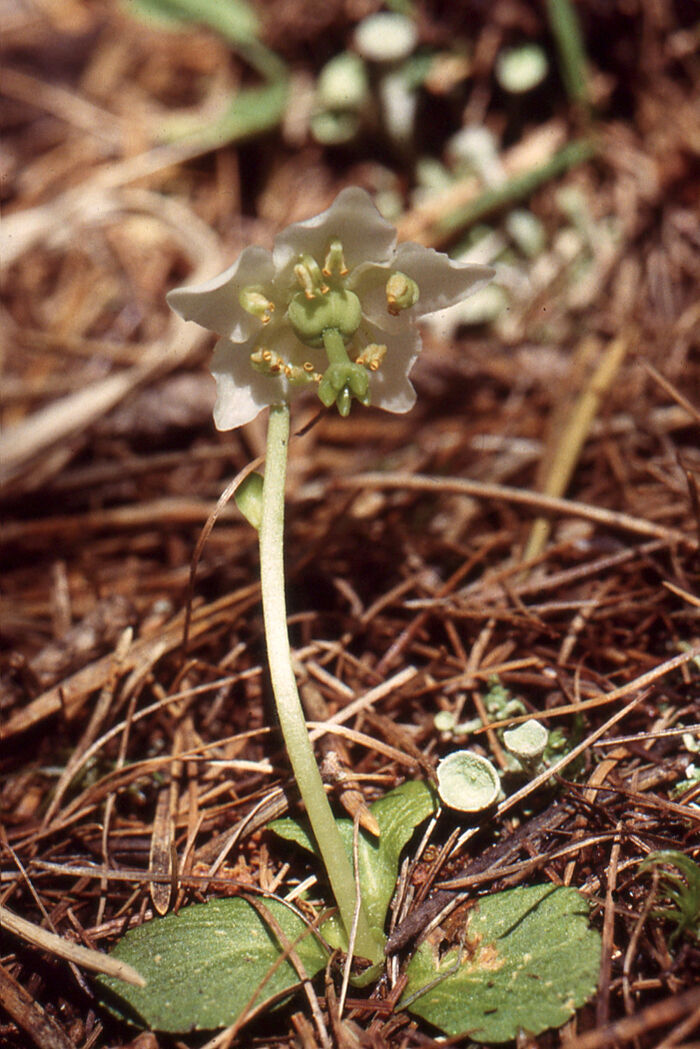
[167,187,493,428]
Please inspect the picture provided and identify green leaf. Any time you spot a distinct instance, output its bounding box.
[122,0,259,45]
[97,897,328,1033]
[271,780,436,936]
[158,78,289,148]
[403,884,600,1043]
[235,471,264,530]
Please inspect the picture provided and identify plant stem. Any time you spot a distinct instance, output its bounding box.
[322,327,352,368]
[258,403,381,963]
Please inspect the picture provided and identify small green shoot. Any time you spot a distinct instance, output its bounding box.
[271,779,436,949]
[121,0,288,147]
[641,851,700,947]
[545,0,590,108]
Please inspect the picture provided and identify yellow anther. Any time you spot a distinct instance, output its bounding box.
[239,287,275,323]
[294,254,328,299]
[323,239,349,278]
[386,271,419,315]
[355,343,387,372]
[250,346,287,376]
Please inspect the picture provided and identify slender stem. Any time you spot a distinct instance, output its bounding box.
[259,403,381,963]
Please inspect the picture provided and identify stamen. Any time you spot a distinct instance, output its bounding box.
[284,362,322,385]
[386,271,419,315]
[323,239,349,278]
[294,255,329,299]
[250,347,286,376]
[239,287,275,324]
[355,343,387,372]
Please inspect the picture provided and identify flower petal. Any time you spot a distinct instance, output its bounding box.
[167,245,275,343]
[359,320,419,414]
[390,242,494,317]
[352,244,494,332]
[211,337,282,430]
[272,187,397,290]
[210,325,327,430]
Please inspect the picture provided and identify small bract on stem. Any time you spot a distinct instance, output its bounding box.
[167,187,493,960]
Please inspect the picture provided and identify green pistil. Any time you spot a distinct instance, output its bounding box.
[287,284,361,349]
[318,328,370,417]
[244,240,391,415]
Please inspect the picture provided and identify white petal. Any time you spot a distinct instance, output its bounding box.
[210,338,281,430]
[360,320,419,414]
[167,245,275,343]
[349,262,408,333]
[210,327,325,430]
[352,244,494,332]
[272,187,397,290]
[390,242,494,316]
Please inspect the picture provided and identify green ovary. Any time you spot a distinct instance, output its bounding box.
[287,287,362,349]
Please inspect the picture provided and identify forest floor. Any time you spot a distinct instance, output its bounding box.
[1,1,699,1047]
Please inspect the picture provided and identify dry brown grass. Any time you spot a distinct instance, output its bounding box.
[1,1,699,1046]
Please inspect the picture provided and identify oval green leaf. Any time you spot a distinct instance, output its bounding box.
[271,779,436,937]
[403,884,600,1043]
[97,897,328,1033]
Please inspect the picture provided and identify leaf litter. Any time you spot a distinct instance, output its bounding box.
[1,0,699,1046]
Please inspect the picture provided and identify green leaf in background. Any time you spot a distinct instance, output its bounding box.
[403,884,601,1043]
[121,0,288,146]
[271,780,436,937]
[122,0,259,45]
[164,79,288,148]
[97,897,328,1033]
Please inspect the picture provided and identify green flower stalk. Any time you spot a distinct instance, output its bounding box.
[259,403,380,960]
[167,188,493,958]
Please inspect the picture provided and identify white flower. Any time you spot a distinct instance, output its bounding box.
[167,187,493,430]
